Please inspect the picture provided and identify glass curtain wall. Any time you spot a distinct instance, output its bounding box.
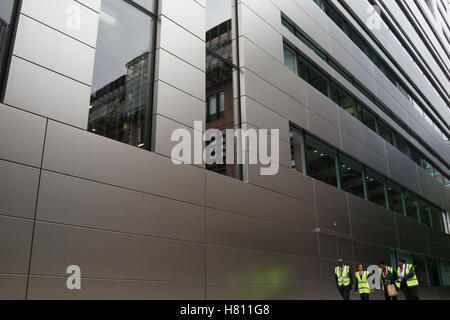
[88,0,157,149]
[206,0,241,179]
[289,124,446,231]
[0,0,19,100]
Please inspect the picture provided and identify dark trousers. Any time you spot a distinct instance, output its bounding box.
[338,286,350,300]
[359,293,370,300]
[383,287,398,300]
[401,285,420,300]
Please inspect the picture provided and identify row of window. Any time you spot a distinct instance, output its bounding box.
[283,40,450,190]
[313,0,450,146]
[290,125,448,233]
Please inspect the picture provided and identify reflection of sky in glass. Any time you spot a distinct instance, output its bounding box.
[206,0,232,30]
[0,0,14,23]
[91,0,152,92]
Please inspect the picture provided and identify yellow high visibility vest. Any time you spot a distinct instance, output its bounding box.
[379,266,394,290]
[335,265,350,287]
[396,264,419,288]
[355,271,371,294]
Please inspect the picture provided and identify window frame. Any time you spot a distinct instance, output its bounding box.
[88,0,158,151]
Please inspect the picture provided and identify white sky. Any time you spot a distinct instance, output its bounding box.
[0,0,14,23]
[206,0,232,30]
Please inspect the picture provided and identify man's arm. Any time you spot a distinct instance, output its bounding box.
[403,265,415,281]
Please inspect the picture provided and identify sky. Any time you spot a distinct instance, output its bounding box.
[0,0,14,23]
[206,0,232,30]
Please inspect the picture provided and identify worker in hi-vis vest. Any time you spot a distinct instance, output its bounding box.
[396,258,420,300]
[379,261,398,300]
[334,259,353,300]
[354,264,372,300]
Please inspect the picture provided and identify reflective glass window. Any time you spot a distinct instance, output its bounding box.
[330,82,355,116]
[89,0,155,149]
[305,135,338,187]
[339,154,364,198]
[404,189,419,221]
[365,168,386,207]
[387,180,404,215]
[290,127,305,173]
[0,0,17,96]
[378,119,393,144]
[283,43,298,74]
[418,198,432,226]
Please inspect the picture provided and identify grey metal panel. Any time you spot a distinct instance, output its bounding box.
[153,80,204,129]
[246,163,314,203]
[205,170,316,229]
[341,131,389,176]
[159,16,205,71]
[305,85,340,127]
[27,276,204,300]
[4,57,91,129]
[42,120,205,205]
[397,231,429,255]
[427,229,450,260]
[160,0,205,41]
[395,214,428,238]
[318,233,338,261]
[152,114,199,160]
[240,2,284,64]
[0,104,46,167]
[37,170,205,243]
[0,160,40,219]
[155,48,205,102]
[347,193,396,229]
[435,287,450,300]
[206,245,320,286]
[20,0,100,47]
[241,68,309,132]
[314,180,351,235]
[30,221,205,282]
[207,208,318,258]
[0,275,28,300]
[321,285,346,300]
[318,233,354,262]
[339,107,386,158]
[0,215,33,274]
[241,97,291,144]
[307,110,342,150]
[13,14,95,85]
[351,217,397,248]
[353,241,392,266]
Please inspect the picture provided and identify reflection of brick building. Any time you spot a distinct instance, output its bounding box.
[0,18,10,74]
[88,52,149,147]
[206,19,237,177]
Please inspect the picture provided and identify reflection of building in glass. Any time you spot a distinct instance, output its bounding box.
[88,52,149,148]
[0,18,10,74]
[206,19,237,177]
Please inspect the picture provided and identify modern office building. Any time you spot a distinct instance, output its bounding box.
[0,0,449,300]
